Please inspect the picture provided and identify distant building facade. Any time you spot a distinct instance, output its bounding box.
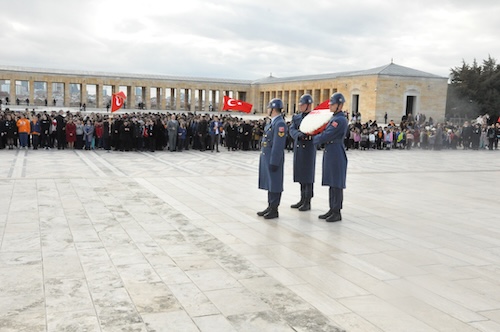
[0,63,448,123]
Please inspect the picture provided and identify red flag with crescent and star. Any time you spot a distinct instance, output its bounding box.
[111,92,127,112]
[222,95,253,113]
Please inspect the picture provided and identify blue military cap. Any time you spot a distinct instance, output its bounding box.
[267,98,284,110]
[329,93,345,105]
[299,94,313,105]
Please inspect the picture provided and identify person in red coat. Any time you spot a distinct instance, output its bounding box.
[94,121,103,149]
[65,118,77,149]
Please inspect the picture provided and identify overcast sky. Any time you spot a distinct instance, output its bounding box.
[1,0,499,80]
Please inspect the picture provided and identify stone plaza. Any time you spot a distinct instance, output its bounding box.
[1,146,500,331]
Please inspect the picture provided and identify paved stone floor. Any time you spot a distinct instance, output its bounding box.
[1,146,500,332]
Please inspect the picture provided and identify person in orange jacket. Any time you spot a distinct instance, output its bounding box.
[16,113,31,148]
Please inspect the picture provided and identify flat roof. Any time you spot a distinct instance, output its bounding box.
[0,62,447,86]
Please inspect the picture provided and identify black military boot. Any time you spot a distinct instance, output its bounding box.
[318,209,333,219]
[326,211,342,222]
[298,199,311,211]
[263,207,279,219]
[257,206,271,217]
[290,197,304,209]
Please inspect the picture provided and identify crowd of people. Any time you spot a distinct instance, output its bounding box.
[345,113,500,151]
[0,108,268,152]
[1,108,500,152]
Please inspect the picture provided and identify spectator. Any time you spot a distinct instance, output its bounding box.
[177,121,187,152]
[66,118,76,149]
[40,113,51,149]
[167,114,179,152]
[16,113,30,148]
[75,119,84,149]
[31,114,41,149]
[4,113,17,149]
[83,120,94,150]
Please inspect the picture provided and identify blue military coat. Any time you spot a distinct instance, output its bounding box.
[312,112,348,189]
[258,115,288,193]
[289,113,316,184]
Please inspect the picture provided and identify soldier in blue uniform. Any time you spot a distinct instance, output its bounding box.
[289,94,316,211]
[257,98,288,219]
[310,93,348,222]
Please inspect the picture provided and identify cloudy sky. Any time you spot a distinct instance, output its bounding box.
[1,0,498,80]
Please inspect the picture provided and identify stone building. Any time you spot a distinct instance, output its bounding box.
[251,63,448,124]
[0,63,447,123]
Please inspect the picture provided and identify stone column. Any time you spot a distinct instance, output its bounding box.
[179,89,189,111]
[289,90,297,114]
[203,89,210,112]
[95,84,101,109]
[198,90,203,113]
[47,81,53,107]
[190,89,195,112]
[127,86,135,110]
[188,89,193,112]
[258,91,263,113]
[321,88,330,105]
[313,89,320,106]
[182,89,188,111]
[283,90,290,115]
[170,88,178,110]
[212,90,217,111]
[145,87,151,110]
[81,83,87,108]
[28,80,35,106]
[9,80,16,105]
[64,81,70,107]
[158,88,165,110]
[295,91,300,113]
[220,90,226,111]
[175,88,181,110]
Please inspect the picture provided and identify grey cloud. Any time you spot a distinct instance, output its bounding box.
[1,0,499,80]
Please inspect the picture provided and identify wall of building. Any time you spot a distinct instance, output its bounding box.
[1,67,448,123]
[0,71,251,112]
[375,76,448,124]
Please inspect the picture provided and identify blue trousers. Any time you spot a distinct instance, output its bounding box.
[268,192,282,208]
[19,133,28,147]
[329,187,343,211]
[300,183,314,199]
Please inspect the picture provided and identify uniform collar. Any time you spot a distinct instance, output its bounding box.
[271,114,281,124]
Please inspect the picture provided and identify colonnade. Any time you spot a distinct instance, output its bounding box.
[258,87,337,115]
[0,74,249,113]
[0,63,450,123]
[1,71,340,115]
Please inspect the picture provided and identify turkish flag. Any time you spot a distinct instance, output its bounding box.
[222,96,253,113]
[111,92,127,112]
[117,91,127,100]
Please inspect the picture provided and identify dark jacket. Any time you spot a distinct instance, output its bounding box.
[313,112,348,188]
[289,113,316,184]
[258,116,288,193]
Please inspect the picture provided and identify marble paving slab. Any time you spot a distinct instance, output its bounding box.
[1,148,500,331]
